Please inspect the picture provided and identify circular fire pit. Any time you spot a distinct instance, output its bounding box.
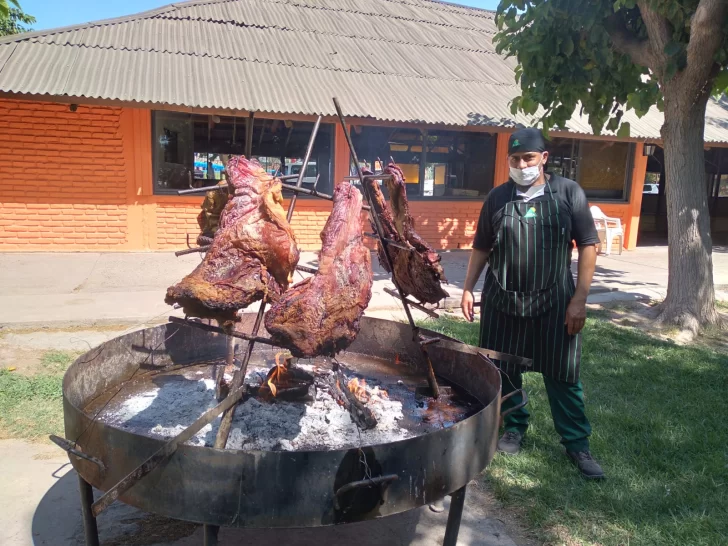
[60,316,505,544]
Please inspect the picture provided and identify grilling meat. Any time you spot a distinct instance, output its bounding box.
[365,163,449,304]
[265,182,373,358]
[165,157,299,321]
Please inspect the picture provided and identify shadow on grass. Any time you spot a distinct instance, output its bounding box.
[422,316,728,546]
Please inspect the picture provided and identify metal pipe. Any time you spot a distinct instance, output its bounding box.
[332,97,439,398]
[214,300,267,449]
[203,524,220,546]
[287,115,322,222]
[442,485,467,546]
[78,476,100,546]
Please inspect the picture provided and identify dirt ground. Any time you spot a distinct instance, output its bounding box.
[588,299,728,351]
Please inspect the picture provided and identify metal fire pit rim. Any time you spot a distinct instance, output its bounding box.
[61,316,503,528]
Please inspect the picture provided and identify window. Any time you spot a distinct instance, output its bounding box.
[720,175,728,198]
[152,112,333,195]
[349,126,496,198]
[546,138,634,201]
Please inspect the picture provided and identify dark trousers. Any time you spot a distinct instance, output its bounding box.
[501,370,592,452]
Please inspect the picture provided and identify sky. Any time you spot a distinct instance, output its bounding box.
[20,0,500,31]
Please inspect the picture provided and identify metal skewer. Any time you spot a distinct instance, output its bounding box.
[332,97,439,399]
[287,116,322,222]
[100,119,325,520]
[177,174,301,196]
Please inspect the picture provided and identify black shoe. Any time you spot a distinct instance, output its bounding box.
[567,450,605,480]
[497,431,523,455]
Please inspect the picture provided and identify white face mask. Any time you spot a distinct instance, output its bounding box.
[509,164,542,187]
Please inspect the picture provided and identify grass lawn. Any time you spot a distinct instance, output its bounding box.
[422,315,728,546]
[0,350,78,440]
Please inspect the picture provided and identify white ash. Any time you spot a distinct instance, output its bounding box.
[98,367,412,451]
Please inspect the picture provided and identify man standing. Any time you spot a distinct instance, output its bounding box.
[461,128,604,479]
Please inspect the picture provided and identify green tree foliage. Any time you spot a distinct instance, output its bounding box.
[0,6,35,36]
[0,0,20,19]
[494,0,728,333]
[1,0,33,37]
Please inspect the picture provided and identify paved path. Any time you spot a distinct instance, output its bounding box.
[0,247,725,327]
[0,438,518,546]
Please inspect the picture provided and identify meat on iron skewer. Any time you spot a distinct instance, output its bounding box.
[264,182,373,358]
[165,157,300,322]
[364,163,449,305]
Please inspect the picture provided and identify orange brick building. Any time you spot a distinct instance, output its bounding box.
[1,0,727,253]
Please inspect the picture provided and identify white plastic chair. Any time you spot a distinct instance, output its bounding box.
[590,206,624,255]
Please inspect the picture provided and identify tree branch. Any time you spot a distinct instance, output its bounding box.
[605,14,654,70]
[637,1,672,74]
[685,0,728,91]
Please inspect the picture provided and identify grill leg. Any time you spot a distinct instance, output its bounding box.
[203,524,220,546]
[442,485,466,546]
[78,475,100,546]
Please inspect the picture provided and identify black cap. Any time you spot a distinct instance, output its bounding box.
[508,128,545,155]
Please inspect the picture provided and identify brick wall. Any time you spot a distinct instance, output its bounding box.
[0,100,128,250]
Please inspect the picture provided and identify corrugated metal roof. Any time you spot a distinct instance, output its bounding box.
[1,0,727,142]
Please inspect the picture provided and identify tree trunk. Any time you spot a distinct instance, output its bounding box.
[659,83,720,333]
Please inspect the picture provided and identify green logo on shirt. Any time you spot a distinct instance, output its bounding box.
[524,207,537,218]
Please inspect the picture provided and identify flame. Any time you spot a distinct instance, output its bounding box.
[347,377,370,403]
[266,351,291,397]
[372,386,389,399]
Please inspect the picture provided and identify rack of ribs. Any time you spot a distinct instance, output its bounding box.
[264,182,373,357]
[364,163,449,305]
[165,157,299,322]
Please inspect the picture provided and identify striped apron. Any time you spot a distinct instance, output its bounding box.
[479,183,581,383]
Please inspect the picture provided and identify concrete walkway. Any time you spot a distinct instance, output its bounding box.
[0,246,726,327]
[1,438,518,546]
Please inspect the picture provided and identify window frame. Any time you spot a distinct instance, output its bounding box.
[548,138,634,203]
[151,111,335,197]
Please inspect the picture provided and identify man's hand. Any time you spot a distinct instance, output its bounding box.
[565,296,587,335]
[461,290,475,322]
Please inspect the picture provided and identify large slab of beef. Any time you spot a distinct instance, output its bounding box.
[364,163,449,305]
[264,182,373,358]
[165,157,299,322]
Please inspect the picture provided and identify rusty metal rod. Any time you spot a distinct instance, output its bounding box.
[383,288,440,319]
[175,245,210,257]
[343,174,393,181]
[213,286,267,446]
[177,174,300,195]
[296,264,319,275]
[287,115,322,222]
[280,183,371,211]
[90,375,254,517]
[333,96,439,398]
[168,316,277,347]
[363,232,415,252]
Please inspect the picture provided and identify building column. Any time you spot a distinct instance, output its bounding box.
[121,108,157,250]
[494,132,511,187]
[625,142,648,250]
